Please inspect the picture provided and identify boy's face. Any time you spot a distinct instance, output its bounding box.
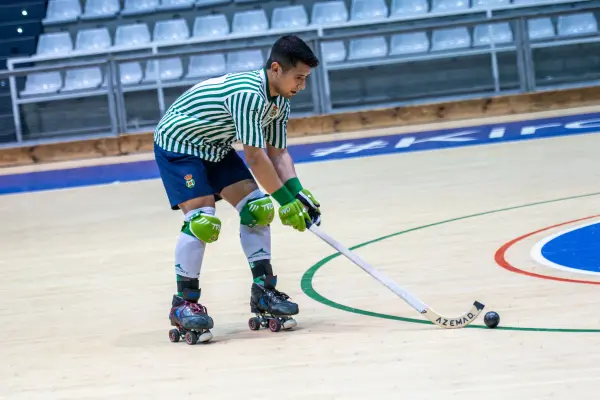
[271,62,311,99]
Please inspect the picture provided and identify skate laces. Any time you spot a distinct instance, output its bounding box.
[266,288,290,303]
[187,301,207,314]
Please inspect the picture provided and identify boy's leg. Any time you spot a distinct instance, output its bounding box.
[154,144,221,342]
[211,151,299,322]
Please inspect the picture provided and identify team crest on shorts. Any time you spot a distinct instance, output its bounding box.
[184,174,195,188]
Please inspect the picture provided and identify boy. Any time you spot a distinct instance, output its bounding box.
[154,35,322,342]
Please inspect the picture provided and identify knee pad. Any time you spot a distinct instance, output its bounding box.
[240,195,275,227]
[182,211,221,243]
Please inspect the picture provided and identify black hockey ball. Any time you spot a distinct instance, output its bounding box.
[484,311,500,329]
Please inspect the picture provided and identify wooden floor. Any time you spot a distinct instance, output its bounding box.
[2,111,600,399]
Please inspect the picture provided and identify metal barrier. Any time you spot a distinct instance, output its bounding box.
[2,0,600,146]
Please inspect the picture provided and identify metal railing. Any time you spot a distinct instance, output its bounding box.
[1,0,599,147]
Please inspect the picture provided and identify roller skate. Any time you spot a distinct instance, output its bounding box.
[168,290,214,345]
[248,275,298,333]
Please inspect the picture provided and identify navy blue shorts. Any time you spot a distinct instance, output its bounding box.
[154,143,254,210]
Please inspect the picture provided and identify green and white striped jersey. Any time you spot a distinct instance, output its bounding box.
[154,68,290,162]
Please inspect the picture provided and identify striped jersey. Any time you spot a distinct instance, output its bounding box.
[154,68,290,162]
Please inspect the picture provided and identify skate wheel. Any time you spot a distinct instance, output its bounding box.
[268,318,282,332]
[185,331,198,345]
[169,329,180,343]
[283,318,297,330]
[248,317,261,331]
[198,330,213,343]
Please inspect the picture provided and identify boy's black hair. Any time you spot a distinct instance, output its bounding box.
[266,35,320,70]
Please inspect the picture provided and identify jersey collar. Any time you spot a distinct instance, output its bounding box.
[261,68,277,103]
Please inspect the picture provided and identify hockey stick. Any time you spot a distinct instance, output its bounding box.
[307,223,484,329]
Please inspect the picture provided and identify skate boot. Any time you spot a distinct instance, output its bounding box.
[248,275,298,332]
[168,289,214,345]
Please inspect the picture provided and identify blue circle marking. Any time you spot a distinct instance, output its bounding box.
[532,221,600,275]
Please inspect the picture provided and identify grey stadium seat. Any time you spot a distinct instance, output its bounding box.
[75,28,112,51]
[36,32,73,56]
[527,18,555,40]
[311,1,349,25]
[557,13,598,37]
[272,5,308,30]
[158,0,195,11]
[62,67,103,92]
[390,0,429,17]
[227,50,264,73]
[321,41,347,63]
[431,0,470,13]
[144,58,184,82]
[122,0,159,16]
[472,0,509,8]
[119,62,144,85]
[351,0,388,21]
[193,14,230,38]
[232,10,269,34]
[473,23,513,46]
[431,27,471,50]
[81,0,120,20]
[21,72,63,96]
[389,32,429,55]
[348,36,388,60]
[153,19,190,42]
[186,54,227,79]
[43,0,81,24]
[115,23,151,47]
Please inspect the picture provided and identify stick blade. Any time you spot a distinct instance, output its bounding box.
[421,301,485,329]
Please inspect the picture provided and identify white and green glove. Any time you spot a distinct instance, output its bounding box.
[285,178,321,226]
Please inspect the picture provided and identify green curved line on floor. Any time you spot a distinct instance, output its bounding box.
[301,191,600,333]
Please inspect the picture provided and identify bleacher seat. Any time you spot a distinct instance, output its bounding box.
[321,41,347,63]
[227,50,264,73]
[115,24,151,47]
[186,54,226,78]
[158,0,195,11]
[21,72,62,96]
[62,67,103,92]
[472,0,510,8]
[348,36,388,59]
[122,0,159,16]
[528,18,555,40]
[154,19,190,42]
[272,6,309,29]
[193,14,230,38]
[144,58,184,82]
[311,1,349,25]
[119,62,143,85]
[389,32,429,55]
[196,0,230,6]
[43,0,81,24]
[81,0,120,20]
[36,32,72,56]
[391,0,429,17]
[557,13,598,36]
[232,10,269,33]
[351,0,388,21]
[76,28,111,51]
[473,23,513,46]
[431,27,471,50]
[431,0,470,13]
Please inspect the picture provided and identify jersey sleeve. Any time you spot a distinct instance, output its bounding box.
[225,91,267,148]
[264,100,290,149]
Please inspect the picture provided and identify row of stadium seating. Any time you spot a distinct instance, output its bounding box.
[19,11,599,97]
[43,0,559,26]
[30,11,599,60]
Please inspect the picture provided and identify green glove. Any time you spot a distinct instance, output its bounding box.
[285,178,321,226]
[271,185,310,232]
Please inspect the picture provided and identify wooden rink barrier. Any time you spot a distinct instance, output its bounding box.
[2,85,600,168]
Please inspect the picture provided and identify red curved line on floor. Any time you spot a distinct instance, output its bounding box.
[494,214,600,285]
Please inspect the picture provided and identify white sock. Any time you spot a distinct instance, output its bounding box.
[240,224,271,263]
[175,207,216,279]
